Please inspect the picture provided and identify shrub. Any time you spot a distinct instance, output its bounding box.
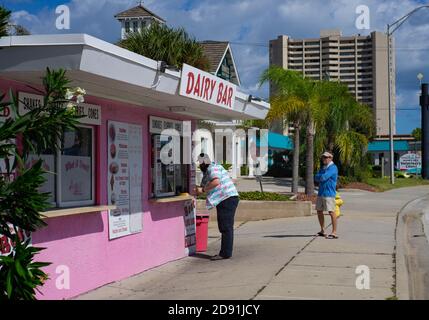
[222,163,232,171]
[240,165,249,176]
[337,176,357,188]
[198,192,290,201]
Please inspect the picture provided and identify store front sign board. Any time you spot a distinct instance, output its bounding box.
[179,64,236,110]
[18,92,101,126]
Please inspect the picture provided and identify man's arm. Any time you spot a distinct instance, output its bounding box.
[316,165,337,182]
[203,178,220,192]
[201,166,221,193]
[315,168,324,182]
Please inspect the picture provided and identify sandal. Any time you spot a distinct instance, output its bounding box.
[316,231,326,237]
[326,234,339,239]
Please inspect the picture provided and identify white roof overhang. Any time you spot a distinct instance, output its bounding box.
[0,34,269,121]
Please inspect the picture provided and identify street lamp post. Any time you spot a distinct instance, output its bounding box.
[386,5,429,184]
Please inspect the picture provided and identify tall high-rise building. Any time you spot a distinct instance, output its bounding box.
[269,29,396,136]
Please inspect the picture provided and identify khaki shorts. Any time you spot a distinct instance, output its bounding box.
[316,197,336,212]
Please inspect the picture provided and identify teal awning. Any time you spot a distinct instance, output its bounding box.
[367,140,410,152]
[257,132,293,150]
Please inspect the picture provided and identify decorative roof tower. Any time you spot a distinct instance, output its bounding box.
[115,1,166,40]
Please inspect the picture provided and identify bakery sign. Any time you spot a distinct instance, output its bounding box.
[179,64,236,109]
[18,92,101,126]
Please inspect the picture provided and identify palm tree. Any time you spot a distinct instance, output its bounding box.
[260,67,309,194]
[118,22,210,71]
[313,80,374,172]
[303,80,327,195]
[261,66,375,195]
[9,24,31,36]
[0,6,11,38]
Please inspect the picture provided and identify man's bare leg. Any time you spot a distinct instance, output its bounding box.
[317,211,325,235]
[329,211,337,236]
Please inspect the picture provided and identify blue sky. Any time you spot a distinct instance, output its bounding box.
[3,0,429,134]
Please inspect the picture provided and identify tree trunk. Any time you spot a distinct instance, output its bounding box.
[305,121,315,196]
[328,140,335,153]
[292,122,300,194]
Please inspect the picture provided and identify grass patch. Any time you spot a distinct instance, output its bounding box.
[198,191,290,201]
[367,177,429,192]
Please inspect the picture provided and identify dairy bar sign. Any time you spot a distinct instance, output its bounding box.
[179,64,236,109]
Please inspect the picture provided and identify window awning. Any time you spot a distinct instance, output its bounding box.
[367,140,410,152]
[257,132,293,150]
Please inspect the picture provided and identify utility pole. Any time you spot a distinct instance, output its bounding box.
[421,83,429,179]
[386,5,429,183]
[387,25,395,184]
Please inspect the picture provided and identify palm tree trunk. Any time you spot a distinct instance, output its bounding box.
[328,139,335,153]
[305,121,315,196]
[292,122,300,194]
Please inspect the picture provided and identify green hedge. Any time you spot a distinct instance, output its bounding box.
[198,191,290,201]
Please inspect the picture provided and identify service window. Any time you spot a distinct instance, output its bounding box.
[27,150,56,205]
[27,126,95,208]
[150,117,190,198]
[59,126,94,206]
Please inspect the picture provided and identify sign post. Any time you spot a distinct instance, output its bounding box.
[421,83,429,179]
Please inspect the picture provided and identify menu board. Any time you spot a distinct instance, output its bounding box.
[107,121,143,240]
[184,200,196,256]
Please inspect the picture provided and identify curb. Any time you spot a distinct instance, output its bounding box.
[396,195,429,300]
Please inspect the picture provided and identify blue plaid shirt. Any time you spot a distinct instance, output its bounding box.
[202,163,238,210]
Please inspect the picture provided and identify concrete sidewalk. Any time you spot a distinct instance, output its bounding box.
[77,186,429,300]
[235,177,305,194]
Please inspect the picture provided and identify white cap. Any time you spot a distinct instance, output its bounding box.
[197,153,211,165]
[321,151,333,158]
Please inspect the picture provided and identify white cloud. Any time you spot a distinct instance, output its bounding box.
[11,10,39,24]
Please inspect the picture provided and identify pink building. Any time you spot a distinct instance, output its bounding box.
[0,34,269,299]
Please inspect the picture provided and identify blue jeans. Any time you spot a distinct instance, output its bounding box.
[216,196,239,258]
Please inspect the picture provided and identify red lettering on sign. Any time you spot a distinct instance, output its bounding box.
[227,87,233,107]
[209,80,216,100]
[203,78,210,100]
[0,106,10,118]
[193,74,201,96]
[186,72,195,94]
[0,235,11,255]
[217,83,224,104]
[221,87,228,105]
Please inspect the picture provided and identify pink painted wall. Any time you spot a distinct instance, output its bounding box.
[0,78,195,300]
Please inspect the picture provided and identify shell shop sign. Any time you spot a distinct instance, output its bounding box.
[179,64,236,109]
[17,92,101,126]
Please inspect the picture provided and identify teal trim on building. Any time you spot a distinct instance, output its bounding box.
[367,140,410,152]
[257,132,293,150]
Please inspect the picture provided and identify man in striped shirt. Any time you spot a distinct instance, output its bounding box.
[196,153,239,261]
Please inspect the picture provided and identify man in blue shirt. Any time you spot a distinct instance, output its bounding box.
[315,152,339,239]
